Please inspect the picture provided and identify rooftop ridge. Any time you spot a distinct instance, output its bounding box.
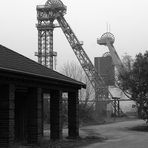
[0,44,85,87]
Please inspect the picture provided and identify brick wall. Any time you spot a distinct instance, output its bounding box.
[0,84,15,147]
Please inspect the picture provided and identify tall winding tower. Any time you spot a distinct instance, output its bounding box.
[35,0,66,69]
[35,0,112,102]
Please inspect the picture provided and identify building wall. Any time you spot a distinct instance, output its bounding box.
[0,84,15,147]
[0,72,81,147]
[94,56,115,86]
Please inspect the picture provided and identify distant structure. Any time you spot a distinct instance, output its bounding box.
[97,32,124,73]
[97,32,125,117]
[94,55,115,86]
[94,54,115,120]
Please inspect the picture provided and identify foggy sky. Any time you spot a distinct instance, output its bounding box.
[0,0,148,70]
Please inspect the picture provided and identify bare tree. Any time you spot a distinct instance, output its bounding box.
[60,61,95,122]
[60,61,94,105]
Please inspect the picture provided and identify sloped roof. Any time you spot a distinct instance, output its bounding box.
[0,45,85,88]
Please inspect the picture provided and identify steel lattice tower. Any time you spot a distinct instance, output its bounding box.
[35,0,66,69]
[35,0,113,101]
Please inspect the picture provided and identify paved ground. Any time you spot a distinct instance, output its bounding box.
[79,119,148,148]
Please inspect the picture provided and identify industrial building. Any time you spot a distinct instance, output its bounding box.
[0,45,85,147]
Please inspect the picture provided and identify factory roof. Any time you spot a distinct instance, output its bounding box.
[0,44,86,88]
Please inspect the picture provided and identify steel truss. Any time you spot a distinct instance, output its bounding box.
[36,0,111,100]
[36,5,59,69]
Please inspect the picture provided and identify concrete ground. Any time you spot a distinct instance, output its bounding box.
[79,119,148,148]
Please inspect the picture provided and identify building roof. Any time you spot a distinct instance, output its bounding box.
[0,45,85,88]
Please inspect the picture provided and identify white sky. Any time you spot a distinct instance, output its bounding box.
[0,0,148,71]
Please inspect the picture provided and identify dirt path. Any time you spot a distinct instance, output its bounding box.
[79,119,148,148]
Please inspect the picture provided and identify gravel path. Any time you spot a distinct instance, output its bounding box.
[79,119,148,148]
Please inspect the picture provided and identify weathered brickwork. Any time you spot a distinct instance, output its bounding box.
[68,91,79,138]
[50,90,62,140]
[9,84,15,146]
[27,87,43,144]
[37,88,43,142]
[0,84,80,147]
[0,84,15,147]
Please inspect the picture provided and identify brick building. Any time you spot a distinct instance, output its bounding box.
[0,45,85,147]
